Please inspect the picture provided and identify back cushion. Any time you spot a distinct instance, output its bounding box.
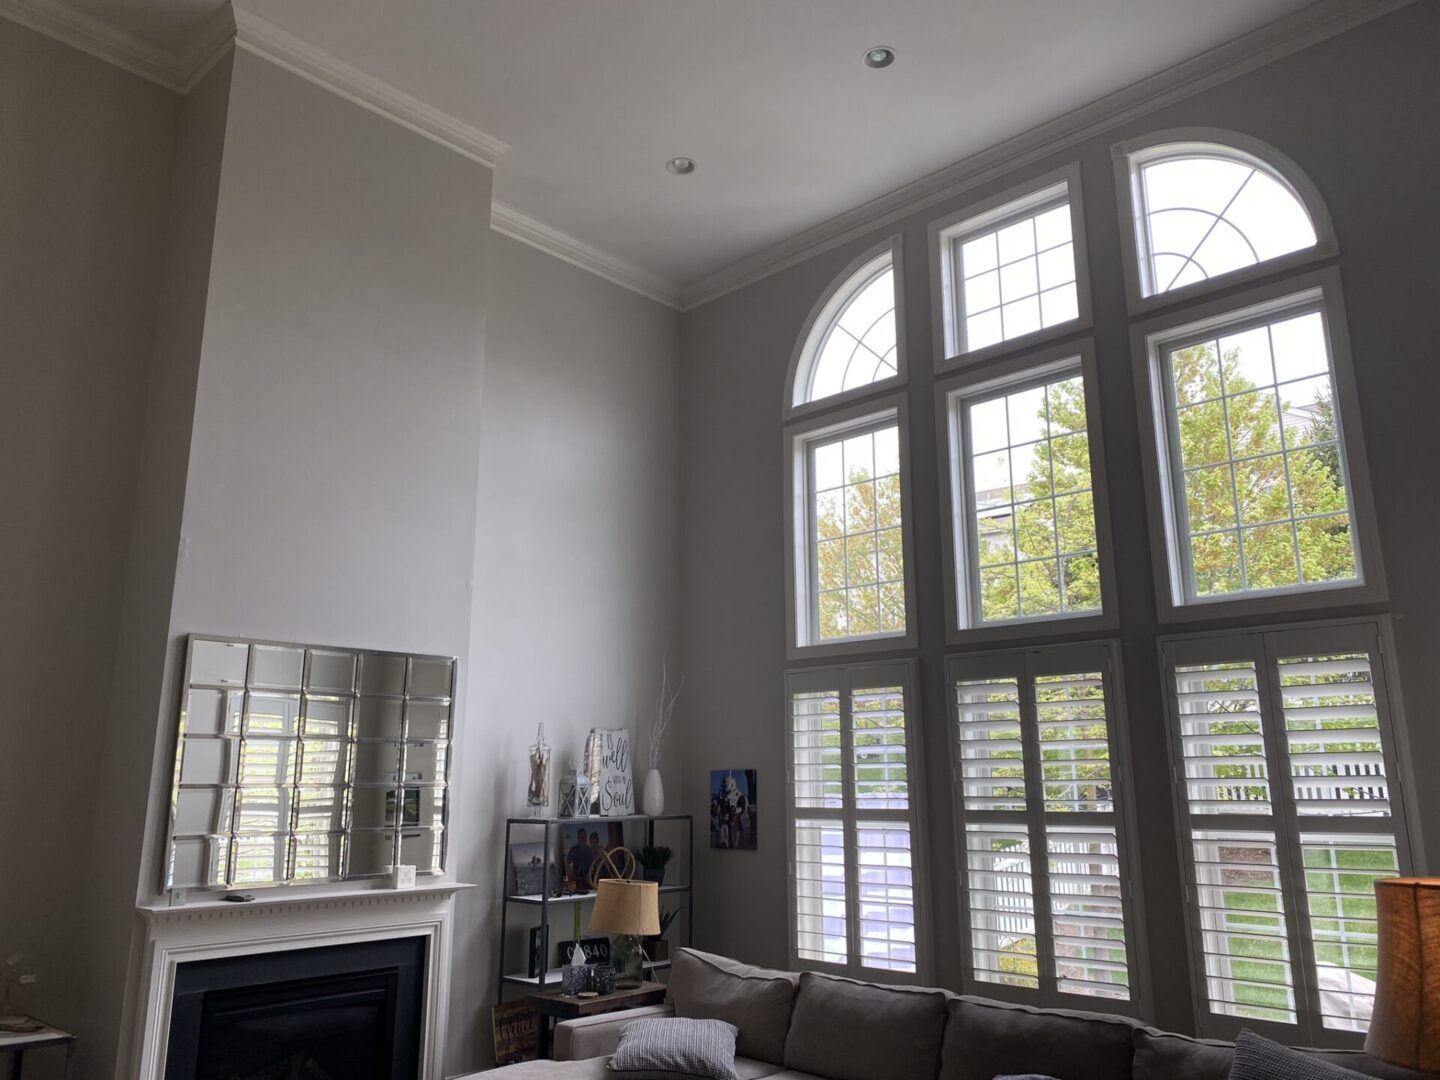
[937,996,1138,1080]
[667,949,799,1065]
[1133,1029,1437,1080]
[783,972,949,1080]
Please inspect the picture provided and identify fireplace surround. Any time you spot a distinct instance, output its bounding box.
[127,883,469,1080]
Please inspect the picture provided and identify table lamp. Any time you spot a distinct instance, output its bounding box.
[588,879,660,989]
[1365,877,1440,1070]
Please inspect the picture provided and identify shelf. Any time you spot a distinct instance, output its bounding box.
[506,884,690,907]
[502,960,671,987]
[506,813,692,826]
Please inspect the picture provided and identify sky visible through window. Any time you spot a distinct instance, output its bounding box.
[806,266,897,403]
[960,202,1078,352]
[1141,153,1316,295]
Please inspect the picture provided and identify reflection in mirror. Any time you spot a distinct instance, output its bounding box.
[164,636,454,891]
[360,654,407,697]
[251,645,304,689]
[295,787,346,832]
[353,741,402,785]
[402,742,448,784]
[348,829,397,877]
[355,697,404,741]
[307,650,357,693]
[404,700,450,741]
[185,689,244,736]
[191,640,249,686]
[302,696,351,737]
[294,834,343,880]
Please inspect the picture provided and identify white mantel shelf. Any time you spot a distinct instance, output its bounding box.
[136,881,475,922]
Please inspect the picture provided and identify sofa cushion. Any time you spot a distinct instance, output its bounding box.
[608,1017,739,1080]
[1231,1030,1369,1080]
[1133,1029,1434,1080]
[668,949,799,1066]
[783,971,948,1080]
[937,995,1139,1080]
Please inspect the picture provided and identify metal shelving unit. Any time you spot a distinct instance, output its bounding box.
[496,813,693,997]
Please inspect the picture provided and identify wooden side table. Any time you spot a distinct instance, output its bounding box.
[525,981,667,1059]
[0,1018,75,1080]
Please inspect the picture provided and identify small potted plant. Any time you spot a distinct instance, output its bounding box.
[647,908,678,964]
[636,845,673,887]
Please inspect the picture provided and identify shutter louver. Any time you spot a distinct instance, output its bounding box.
[787,664,923,981]
[1165,623,1413,1042]
[949,645,1139,1010]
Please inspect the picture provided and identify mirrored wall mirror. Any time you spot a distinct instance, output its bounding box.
[164,635,456,892]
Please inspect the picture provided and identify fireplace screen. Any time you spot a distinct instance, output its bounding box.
[163,635,455,891]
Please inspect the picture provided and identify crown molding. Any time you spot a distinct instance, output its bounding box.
[490,203,684,310]
[677,0,1420,310]
[232,8,508,169]
[0,0,195,90]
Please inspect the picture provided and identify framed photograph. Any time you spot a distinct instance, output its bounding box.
[558,822,626,891]
[509,842,555,897]
[710,769,758,850]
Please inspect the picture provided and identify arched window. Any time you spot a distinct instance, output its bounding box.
[1116,132,1333,305]
[788,244,902,411]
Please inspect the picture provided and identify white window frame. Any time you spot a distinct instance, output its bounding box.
[930,162,1093,372]
[936,339,1118,644]
[1112,128,1338,316]
[945,640,1150,1015]
[784,235,908,421]
[785,658,930,984]
[1160,617,1419,1046]
[785,393,919,659]
[1131,267,1385,622]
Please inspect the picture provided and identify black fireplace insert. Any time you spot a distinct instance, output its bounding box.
[165,937,426,1080]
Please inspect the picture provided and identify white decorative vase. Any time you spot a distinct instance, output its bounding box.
[642,769,665,816]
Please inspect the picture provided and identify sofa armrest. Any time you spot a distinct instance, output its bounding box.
[554,1004,675,1061]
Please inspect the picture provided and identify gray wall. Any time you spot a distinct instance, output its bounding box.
[0,17,179,1065]
[447,232,682,1072]
[677,2,1440,1036]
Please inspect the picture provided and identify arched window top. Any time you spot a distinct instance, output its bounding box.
[1117,131,1334,305]
[788,242,903,412]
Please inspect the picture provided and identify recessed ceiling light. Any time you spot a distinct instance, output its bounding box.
[666,157,697,175]
[863,46,896,69]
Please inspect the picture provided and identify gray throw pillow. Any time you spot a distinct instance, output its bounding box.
[608,1017,740,1080]
[1230,1031,1369,1080]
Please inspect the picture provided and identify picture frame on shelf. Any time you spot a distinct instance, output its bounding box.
[558,822,625,891]
[509,841,557,897]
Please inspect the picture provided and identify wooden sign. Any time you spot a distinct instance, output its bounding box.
[585,728,634,816]
[492,1000,538,1065]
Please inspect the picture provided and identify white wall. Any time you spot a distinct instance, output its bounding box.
[676,1,1440,1037]
[446,232,682,1073]
[0,18,179,1072]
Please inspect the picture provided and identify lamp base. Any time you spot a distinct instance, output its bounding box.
[611,934,645,989]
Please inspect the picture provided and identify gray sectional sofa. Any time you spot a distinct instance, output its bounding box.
[477,948,1435,1080]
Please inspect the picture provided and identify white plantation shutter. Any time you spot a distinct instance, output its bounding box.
[1164,620,1413,1044]
[787,662,925,982]
[947,642,1142,1012]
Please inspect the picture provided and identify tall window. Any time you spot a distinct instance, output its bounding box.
[933,166,1089,364]
[943,347,1110,631]
[1163,620,1413,1041]
[947,643,1142,1011]
[1138,276,1379,614]
[787,661,925,980]
[789,244,903,412]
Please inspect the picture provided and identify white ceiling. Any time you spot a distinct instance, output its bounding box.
[51,0,1331,291]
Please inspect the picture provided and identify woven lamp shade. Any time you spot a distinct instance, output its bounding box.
[1365,878,1440,1070]
[588,879,660,937]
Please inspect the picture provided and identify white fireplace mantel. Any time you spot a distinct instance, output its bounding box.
[128,882,474,1080]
